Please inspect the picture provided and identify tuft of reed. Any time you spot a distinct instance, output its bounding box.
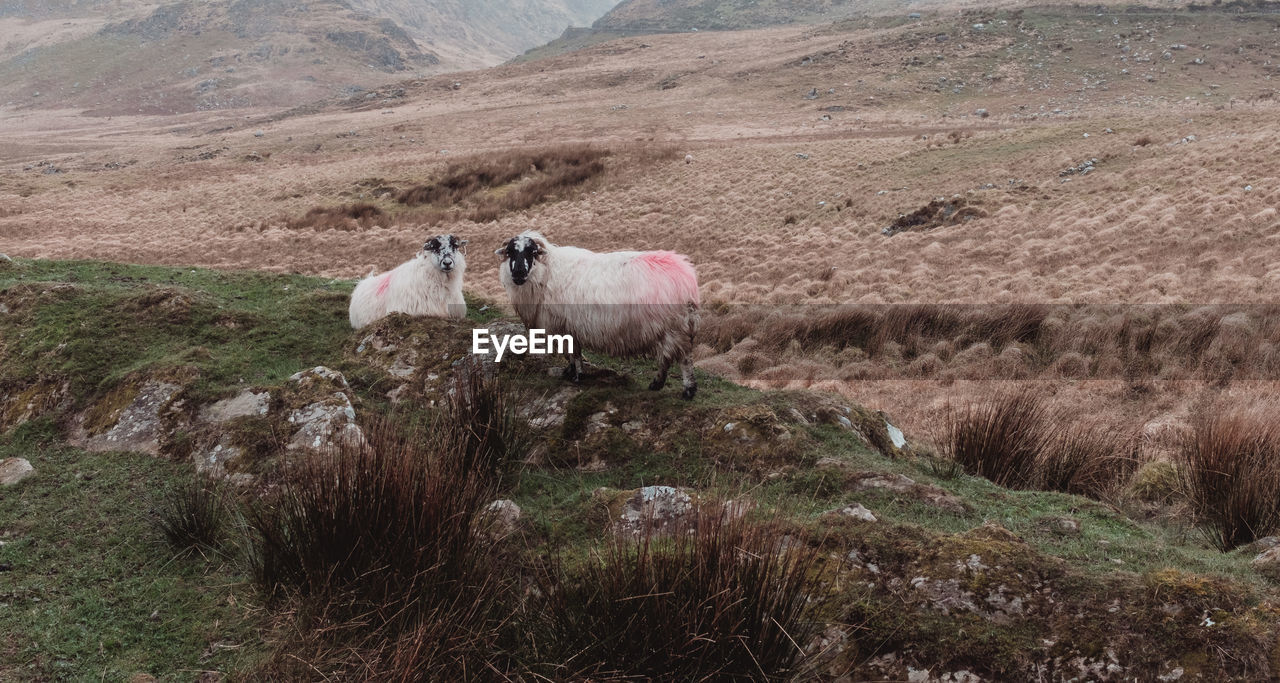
[1177,405,1280,551]
[532,510,825,680]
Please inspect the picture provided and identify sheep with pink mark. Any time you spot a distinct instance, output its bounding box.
[349,234,468,329]
[495,230,701,399]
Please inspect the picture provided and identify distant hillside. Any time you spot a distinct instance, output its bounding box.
[0,0,621,114]
[0,0,440,115]
[592,0,860,32]
[518,0,880,62]
[345,0,621,67]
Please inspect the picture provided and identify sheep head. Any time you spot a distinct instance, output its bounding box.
[423,234,467,274]
[496,231,549,286]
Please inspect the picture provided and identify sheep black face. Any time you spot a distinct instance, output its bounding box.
[497,235,543,286]
[423,234,466,273]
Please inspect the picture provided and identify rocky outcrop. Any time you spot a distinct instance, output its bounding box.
[72,380,184,455]
[284,367,364,453]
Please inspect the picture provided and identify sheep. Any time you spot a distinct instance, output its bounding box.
[495,230,700,399]
[349,234,467,329]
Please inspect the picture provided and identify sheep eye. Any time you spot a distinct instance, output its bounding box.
[426,239,440,251]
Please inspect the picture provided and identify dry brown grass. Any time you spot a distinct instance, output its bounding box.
[938,390,1140,499]
[397,145,610,224]
[285,202,385,231]
[1178,401,1280,551]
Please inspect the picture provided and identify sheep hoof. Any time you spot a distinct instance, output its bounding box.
[564,365,580,383]
[681,385,697,400]
[648,379,665,391]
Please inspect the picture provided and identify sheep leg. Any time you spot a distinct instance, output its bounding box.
[564,349,583,383]
[680,357,697,400]
[648,358,671,391]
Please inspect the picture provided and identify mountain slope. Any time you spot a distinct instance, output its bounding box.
[346,0,620,67]
[593,0,861,32]
[0,0,440,115]
[0,0,622,115]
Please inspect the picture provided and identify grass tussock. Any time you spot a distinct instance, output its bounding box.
[533,511,825,681]
[398,144,610,224]
[153,476,230,554]
[1038,420,1140,500]
[286,202,385,231]
[246,360,524,677]
[1178,404,1280,551]
[941,391,1138,499]
[942,390,1051,489]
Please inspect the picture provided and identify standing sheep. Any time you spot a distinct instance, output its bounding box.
[349,234,467,329]
[495,230,700,399]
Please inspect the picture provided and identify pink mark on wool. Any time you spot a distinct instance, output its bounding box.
[634,251,699,304]
[375,272,393,297]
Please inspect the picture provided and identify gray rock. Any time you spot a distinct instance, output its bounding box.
[523,386,579,429]
[584,403,619,436]
[885,419,907,448]
[197,440,242,477]
[1254,536,1280,550]
[1041,516,1081,535]
[618,485,692,535]
[78,381,183,455]
[803,87,819,100]
[0,458,34,485]
[721,498,753,521]
[1253,546,1280,581]
[200,390,270,423]
[289,366,349,388]
[285,367,362,452]
[287,394,363,452]
[483,499,522,537]
[852,472,965,513]
[829,503,877,522]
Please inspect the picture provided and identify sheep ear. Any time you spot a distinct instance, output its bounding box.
[530,236,550,257]
[457,239,469,248]
[494,245,507,256]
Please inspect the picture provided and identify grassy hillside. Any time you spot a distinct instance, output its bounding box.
[4,258,1280,679]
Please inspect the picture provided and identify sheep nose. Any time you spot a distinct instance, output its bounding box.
[441,259,453,269]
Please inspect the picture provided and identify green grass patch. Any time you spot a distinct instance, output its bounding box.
[0,419,264,679]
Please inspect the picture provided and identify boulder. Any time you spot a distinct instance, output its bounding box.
[285,367,364,453]
[827,502,877,522]
[1253,546,1280,581]
[617,485,693,535]
[0,457,34,485]
[287,394,362,452]
[77,381,183,455]
[200,390,269,423]
[483,499,522,538]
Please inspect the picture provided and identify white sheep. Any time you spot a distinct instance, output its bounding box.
[495,230,700,399]
[349,234,467,329]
